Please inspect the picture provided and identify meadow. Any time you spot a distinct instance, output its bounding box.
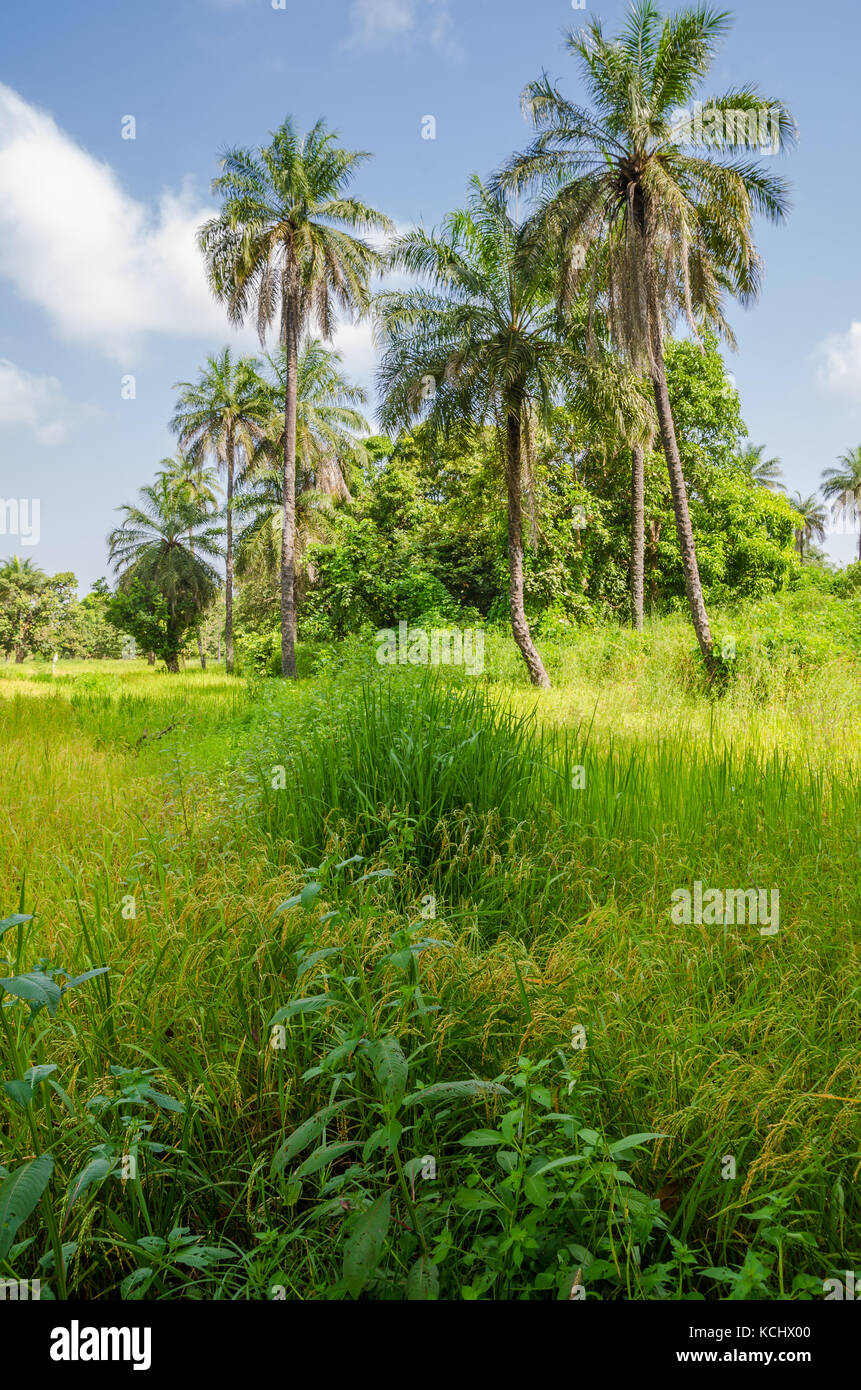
[1,602,859,1301]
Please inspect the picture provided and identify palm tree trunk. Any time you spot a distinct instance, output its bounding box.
[225,441,234,674]
[189,530,207,669]
[506,408,550,688]
[281,297,299,679]
[646,280,714,672]
[631,444,645,631]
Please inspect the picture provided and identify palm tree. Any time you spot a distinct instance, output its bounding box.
[789,492,826,561]
[822,447,861,562]
[107,475,223,673]
[236,338,370,597]
[739,441,784,491]
[378,178,584,687]
[495,0,796,670]
[160,453,222,667]
[198,116,392,678]
[171,348,270,673]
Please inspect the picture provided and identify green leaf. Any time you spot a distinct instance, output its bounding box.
[0,914,32,939]
[65,1157,113,1217]
[0,1154,54,1260]
[60,967,109,993]
[271,1100,354,1176]
[404,1079,509,1108]
[607,1132,666,1158]
[458,1129,503,1147]
[269,995,344,1026]
[343,1192,391,1298]
[371,1036,408,1106]
[173,1246,235,1268]
[2,1063,58,1108]
[295,1142,355,1179]
[0,972,62,1017]
[300,882,323,911]
[406,1255,439,1300]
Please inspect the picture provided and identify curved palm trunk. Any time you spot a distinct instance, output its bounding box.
[225,442,234,674]
[647,282,714,672]
[187,530,207,669]
[281,298,299,679]
[630,444,645,631]
[506,408,550,688]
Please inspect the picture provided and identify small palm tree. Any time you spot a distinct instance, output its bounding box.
[495,0,796,670]
[739,441,784,491]
[198,115,392,677]
[378,177,582,687]
[107,474,223,672]
[822,446,861,562]
[160,454,222,666]
[789,492,826,561]
[171,348,270,672]
[236,338,370,596]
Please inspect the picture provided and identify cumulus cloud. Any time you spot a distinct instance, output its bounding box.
[0,84,235,363]
[0,358,95,445]
[0,84,385,389]
[816,322,861,406]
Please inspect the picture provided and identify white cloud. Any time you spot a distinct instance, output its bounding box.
[0,358,93,445]
[0,83,230,364]
[345,0,455,51]
[0,84,386,393]
[816,322,861,406]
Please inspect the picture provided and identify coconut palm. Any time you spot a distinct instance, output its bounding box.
[378,178,590,687]
[198,116,392,677]
[107,474,223,673]
[789,492,826,561]
[495,0,796,669]
[822,447,861,562]
[236,338,370,596]
[171,348,270,673]
[739,441,784,491]
[159,453,222,666]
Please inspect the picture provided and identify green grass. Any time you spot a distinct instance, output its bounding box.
[0,614,859,1300]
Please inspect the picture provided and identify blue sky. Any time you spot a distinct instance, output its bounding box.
[1,0,860,588]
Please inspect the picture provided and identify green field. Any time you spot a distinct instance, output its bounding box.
[1,610,858,1301]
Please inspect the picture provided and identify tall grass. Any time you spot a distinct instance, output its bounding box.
[0,629,858,1299]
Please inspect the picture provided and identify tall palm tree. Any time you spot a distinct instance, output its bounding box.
[107,475,223,673]
[159,453,222,667]
[378,178,583,687]
[822,447,861,562]
[171,348,269,673]
[495,0,796,671]
[789,492,826,561]
[236,338,370,596]
[739,441,784,491]
[198,116,392,678]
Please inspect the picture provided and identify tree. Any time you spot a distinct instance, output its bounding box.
[496,0,795,671]
[160,453,222,668]
[739,441,784,491]
[377,178,591,686]
[107,474,223,672]
[235,338,370,606]
[789,493,827,561]
[171,349,269,672]
[0,557,52,662]
[198,116,391,677]
[822,446,861,562]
